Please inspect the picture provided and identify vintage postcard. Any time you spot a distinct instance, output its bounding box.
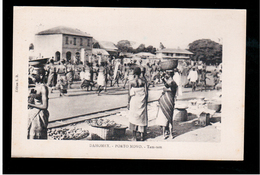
[12,7,246,160]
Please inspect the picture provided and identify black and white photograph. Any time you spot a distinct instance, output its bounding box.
[12,7,246,159]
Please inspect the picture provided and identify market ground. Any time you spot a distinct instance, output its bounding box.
[68,101,221,142]
[48,75,217,122]
[47,76,221,142]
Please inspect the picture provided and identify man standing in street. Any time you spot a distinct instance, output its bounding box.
[187,67,198,92]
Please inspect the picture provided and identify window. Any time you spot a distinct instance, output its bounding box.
[74,38,76,45]
[80,38,83,46]
[87,39,90,47]
[65,37,69,44]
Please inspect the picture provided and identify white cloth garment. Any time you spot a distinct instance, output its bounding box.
[187,70,198,82]
[173,72,182,96]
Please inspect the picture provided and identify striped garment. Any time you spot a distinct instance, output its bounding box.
[158,90,175,122]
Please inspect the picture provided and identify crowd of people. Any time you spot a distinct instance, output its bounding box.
[27,56,222,140]
[28,57,164,97]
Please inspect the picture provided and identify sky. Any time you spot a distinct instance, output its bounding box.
[14,7,232,50]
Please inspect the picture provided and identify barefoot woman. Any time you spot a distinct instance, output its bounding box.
[156,70,178,139]
[96,62,106,96]
[28,68,49,139]
[127,67,148,141]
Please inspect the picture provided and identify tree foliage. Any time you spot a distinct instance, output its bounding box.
[93,42,101,48]
[188,39,222,65]
[145,45,157,54]
[116,40,157,54]
[136,44,146,53]
[116,40,131,53]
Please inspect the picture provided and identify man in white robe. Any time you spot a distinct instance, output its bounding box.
[187,67,198,91]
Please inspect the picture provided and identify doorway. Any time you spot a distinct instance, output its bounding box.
[55,51,60,61]
[66,51,71,62]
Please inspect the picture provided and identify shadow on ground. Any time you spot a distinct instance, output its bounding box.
[108,116,221,142]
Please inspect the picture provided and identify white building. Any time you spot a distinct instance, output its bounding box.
[156,48,193,60]
[33,26,93,64]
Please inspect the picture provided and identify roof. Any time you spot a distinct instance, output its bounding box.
[92,48,109,56]
[98,41,118,51]
[36,26,92,37]
[119,52,134,58]
[156,48,193,54]
[134,52,156,58]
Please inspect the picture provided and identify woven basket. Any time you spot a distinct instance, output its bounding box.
[90,126,114,140]
[29,58,49,67]
[160,60,178,70]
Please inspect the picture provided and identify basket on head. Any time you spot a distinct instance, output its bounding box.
[29,58,49,67]
[160,59,178,71]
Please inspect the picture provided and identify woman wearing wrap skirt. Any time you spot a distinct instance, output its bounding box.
[28,69,49,139]
[80,64,94,91]
[156,70,178,139]
[127,66,148,141]
[56,60,68,97]
[123,62,137,89]
[66,61,74,89]
[112,60,121,87]
[46,59,57,93]
[96,63,106,96]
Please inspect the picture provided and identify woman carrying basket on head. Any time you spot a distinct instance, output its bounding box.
[156,70,178,139]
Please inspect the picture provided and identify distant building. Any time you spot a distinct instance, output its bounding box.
[91,48,110,63]
[156,48,193,60]
[34,26,93,64]
[119,52,134,58]
[93,40,119,58]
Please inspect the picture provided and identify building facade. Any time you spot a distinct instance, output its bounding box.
[93,40,119,58]
[34,26,93,64]
[156,48,193,60]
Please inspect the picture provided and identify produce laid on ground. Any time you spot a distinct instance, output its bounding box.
[46,91,222,141]
[187,94,221,112]
[88,118,116,128]
[48,127,89,140]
